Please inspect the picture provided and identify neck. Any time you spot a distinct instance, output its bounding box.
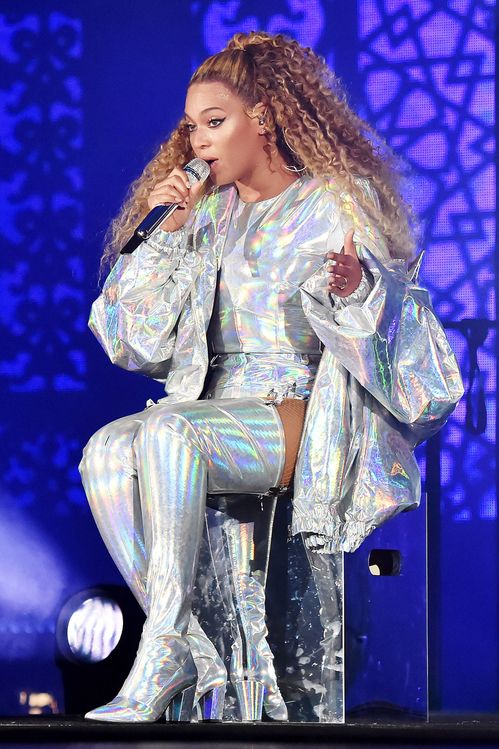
[235,150,299,203]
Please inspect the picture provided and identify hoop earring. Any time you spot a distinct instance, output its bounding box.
[283,163,307,173]
[282,128,298,155]
[282,128,306,172]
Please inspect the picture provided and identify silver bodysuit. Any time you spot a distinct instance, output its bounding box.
[205,182,324,400]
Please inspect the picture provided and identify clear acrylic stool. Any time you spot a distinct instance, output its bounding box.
[194,493,428,723]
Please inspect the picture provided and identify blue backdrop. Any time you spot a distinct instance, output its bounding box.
[0,0,496,714]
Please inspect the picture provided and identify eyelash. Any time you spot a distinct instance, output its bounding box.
[186,118,225,133]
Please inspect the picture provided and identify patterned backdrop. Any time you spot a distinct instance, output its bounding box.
[0,0,496,714]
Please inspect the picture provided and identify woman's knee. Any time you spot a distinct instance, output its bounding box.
[79,426,108,479]
[79,420,136,479]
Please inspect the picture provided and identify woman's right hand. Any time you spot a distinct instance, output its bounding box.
[146,166,206,233]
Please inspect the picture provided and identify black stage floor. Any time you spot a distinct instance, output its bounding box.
[0,714,499,747]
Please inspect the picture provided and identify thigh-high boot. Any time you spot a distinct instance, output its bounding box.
[207,496,288,721]
[82,409,216,722]
[81,398,283,722]
[79,414,226,720]
[156,397,285,722]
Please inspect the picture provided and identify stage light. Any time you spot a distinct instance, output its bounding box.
[55,585,144,714]
[57,589,124,664]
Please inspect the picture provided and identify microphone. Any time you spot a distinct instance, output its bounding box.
[120,158,210,254]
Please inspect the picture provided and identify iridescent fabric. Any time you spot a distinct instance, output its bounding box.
[208,182,324,355]
[80,397,285,720]
[89,176,463,550]
[204,180,325,399]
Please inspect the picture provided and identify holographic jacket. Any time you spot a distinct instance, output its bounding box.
[90,180,463,552]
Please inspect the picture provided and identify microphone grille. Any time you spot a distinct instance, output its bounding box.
[184,158,210,185]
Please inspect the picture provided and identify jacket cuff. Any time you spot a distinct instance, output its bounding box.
[330,264,373,309]
[303,533,340,554]
[145,227,187,255]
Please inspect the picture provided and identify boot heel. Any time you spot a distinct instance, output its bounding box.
[167,683,197,722]
[234,679,264,721]
[199,683,226,721]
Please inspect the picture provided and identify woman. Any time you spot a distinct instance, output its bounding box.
[80,31,462,722]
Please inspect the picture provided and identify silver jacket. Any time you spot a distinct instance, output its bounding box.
[90,179,463,552]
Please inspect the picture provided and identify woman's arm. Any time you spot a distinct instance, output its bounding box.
[301,246,463,437]
[300,182,463,437]
[90,227,203,378]
[90,168,208,378]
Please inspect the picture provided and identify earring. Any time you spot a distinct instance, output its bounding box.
[283,163,307,173]
[282,128,299,155]
[282,128,306,172]
[258,118,265,125]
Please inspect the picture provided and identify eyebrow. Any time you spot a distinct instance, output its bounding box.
[184,107,226,119]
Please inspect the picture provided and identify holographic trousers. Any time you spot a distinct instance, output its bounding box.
[79,397,284,639]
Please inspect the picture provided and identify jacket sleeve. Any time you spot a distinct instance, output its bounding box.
[89,226,203,378]
[300,247,464,441]
[299,180,462,440]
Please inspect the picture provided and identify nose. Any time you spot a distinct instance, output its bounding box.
[190,127,211,152]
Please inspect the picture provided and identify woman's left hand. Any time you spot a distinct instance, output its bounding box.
[327,229,362,297]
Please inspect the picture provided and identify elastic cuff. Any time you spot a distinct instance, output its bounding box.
[146,227,187,254]
[303,531,330,551]
[331,265,373,309]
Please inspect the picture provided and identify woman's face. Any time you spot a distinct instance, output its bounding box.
[184,81,266,188]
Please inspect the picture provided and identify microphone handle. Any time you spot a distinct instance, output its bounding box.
[120,202,178,255]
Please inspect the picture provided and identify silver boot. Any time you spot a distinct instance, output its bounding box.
[208,496,288,721]
[79,411,227,721]
[84,412,208,722]
[188,615,227,720]
[80,399,283,722]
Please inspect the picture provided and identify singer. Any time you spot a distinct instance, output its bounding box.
[79,31,463,723]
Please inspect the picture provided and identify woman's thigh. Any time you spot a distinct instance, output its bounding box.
[139,397,285,495]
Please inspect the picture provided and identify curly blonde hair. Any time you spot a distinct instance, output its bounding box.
[101,31,419,273]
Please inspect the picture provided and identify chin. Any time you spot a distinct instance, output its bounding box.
[209,173,233,188]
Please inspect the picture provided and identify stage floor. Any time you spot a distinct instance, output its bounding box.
[0,713,498,747]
